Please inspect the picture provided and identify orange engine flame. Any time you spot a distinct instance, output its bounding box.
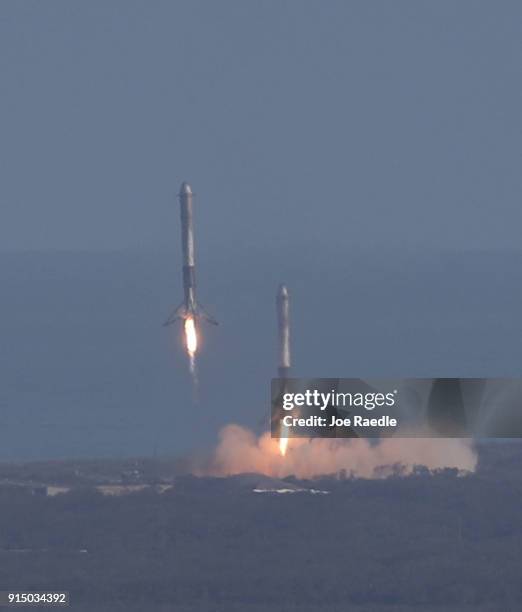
[184,316,198,356]
[279,422,289,456]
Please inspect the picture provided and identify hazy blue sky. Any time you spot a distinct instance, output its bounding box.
[1,1,520,252]
[1,2,522,460]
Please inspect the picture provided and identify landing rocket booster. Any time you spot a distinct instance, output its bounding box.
[164,181,218,326]
[277,284,291,378]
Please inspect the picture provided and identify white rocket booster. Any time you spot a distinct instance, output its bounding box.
[164,181,217,327]
[277,284,291,378]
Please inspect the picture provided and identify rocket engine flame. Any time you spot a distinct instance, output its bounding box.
[184,315,198,384]
[184,316,198,356]
[279,420,290,456]
[279,432,289,456]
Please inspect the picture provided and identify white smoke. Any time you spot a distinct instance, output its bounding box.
[196,424,477,479]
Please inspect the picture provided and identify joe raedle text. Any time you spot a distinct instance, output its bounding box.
[281,414,398,429]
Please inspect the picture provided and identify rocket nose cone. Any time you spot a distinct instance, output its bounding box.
[278,284,289,297]
[179,181,193,196]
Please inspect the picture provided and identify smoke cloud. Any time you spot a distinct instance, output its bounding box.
[196,425,477,479]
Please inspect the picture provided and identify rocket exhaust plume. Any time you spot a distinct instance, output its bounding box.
[184,316,198,378]
[184,316,198,356]
[196,425,478,479]
[164,181,217,384]
[279,432,289,457]
[276,284,291,456]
